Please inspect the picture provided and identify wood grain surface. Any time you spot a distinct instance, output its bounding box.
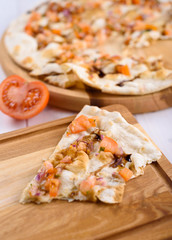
[0,104,172,240]
[0,33,172,114]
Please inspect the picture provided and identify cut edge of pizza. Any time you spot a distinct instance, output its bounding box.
[20,105,161,204]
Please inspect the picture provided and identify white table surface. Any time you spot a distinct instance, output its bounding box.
[0,0,172,163]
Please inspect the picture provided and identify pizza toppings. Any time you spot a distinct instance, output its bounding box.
[69,115,98,134]
[44,161,54,173]
[22,0,172,52]
[79,176,96,196]
[110,157,123,168]
[45,179,60,197]
[100,136,123,156]
[20,105,162,204]
[5,0,172,94]
[119,168,133,182]
[27,129,128,200]
[116,65,131,76]
[29,160,61,198]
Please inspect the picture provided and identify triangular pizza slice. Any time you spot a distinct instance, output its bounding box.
[20,105,161,204]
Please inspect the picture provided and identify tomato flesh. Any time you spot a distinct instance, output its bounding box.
[0,75,49,119]
[22,88,41,112]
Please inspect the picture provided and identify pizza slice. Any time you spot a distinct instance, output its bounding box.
[66,55,172,95]
[20,105,161,204]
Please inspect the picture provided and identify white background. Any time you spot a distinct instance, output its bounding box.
[0,0,171,162]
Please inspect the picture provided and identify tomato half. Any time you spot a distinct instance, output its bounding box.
[0,75,49,120]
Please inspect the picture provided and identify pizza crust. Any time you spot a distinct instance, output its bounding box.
[95,185,125,204]
[65,63,172,95]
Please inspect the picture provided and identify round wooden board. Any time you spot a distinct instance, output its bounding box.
[0,33,172,114]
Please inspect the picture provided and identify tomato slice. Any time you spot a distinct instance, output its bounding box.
[0,75,49,120]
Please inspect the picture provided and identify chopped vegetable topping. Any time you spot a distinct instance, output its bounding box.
[79,176,96,195]
[110,156,122,168]
[44,161,54,174]
[69,115,98,134]
[99,147,105,152]
[116,65,130,76]
[145,24,158,31]
[119,168,133,181]
[100,136,123,156]
[47,179,60,197]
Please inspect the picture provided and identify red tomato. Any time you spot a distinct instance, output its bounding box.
[69,115,98,134]
[0,75,49,120]
[100,136,123,156]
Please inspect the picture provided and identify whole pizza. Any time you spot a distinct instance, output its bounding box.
[4,0,172,95]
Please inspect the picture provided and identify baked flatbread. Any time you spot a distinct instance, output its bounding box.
[65,56,172,95]
[20,105,161,204]
[4,0,172,93]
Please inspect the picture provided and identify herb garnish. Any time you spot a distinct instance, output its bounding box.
[99,147,105,152]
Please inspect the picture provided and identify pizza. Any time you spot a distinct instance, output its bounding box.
[4,0,172,93]
[20,105,161,204]
[66,55,172,95]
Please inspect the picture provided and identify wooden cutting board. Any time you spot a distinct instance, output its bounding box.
[0,34,172,114]
[0,104,172,240]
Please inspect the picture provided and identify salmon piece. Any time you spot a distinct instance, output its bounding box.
[119,168,133,181]
[100,136,123,156]
[69,115,98,134]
